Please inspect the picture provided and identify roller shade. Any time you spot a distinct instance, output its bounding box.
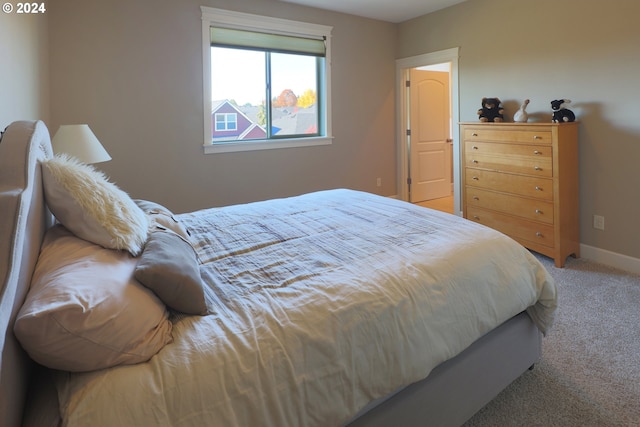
[211,27,325,56]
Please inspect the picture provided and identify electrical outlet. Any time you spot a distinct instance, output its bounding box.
[376,178,382,187]
[593,215,605,230]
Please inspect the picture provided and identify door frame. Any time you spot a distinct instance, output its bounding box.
[396,47,461,215]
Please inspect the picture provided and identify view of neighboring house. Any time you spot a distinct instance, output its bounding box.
[211,100,265,141]
[211,100,317,142]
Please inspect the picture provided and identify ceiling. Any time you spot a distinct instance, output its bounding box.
[278,0,467,23]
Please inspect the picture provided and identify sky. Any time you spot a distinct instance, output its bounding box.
[211,47,316,106]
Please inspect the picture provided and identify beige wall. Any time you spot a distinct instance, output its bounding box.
[398,0,640,259]
[0,11,49,130]
[47,0,397,212]
[13,0,640,260]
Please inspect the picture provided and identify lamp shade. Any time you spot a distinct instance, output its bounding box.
[51,124,111,164]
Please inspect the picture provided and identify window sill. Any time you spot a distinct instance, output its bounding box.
[203,136,333,154]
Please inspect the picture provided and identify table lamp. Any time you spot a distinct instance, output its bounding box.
[51,124,111,163]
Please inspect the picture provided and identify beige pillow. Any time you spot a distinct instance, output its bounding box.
[42,154,148,256]
[14,225,173,372]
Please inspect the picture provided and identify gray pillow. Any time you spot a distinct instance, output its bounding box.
[134,199,192,241]
[135,230,208,315]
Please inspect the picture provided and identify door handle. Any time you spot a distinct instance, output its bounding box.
[446,138,453,143]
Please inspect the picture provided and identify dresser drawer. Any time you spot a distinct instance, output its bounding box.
[465,152,552,177]
[463,127,552,144]
[467,206,555,249]
[465,169,554,201]
[465,187,554,224]
[464,141,552,159]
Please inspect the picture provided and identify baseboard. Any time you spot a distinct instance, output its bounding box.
[580,244,640,275]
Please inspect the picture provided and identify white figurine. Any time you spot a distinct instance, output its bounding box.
[513,99,530,123]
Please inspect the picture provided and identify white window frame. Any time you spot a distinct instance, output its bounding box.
[201,7,333,154]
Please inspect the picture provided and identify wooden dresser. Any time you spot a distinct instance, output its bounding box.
[460,122,579,267]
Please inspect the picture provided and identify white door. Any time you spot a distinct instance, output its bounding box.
[409,68,451,203]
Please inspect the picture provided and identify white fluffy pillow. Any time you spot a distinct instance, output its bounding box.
[14,225,173,372]
[42,154,148,256]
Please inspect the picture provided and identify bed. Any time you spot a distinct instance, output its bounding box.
[0,120,557,427]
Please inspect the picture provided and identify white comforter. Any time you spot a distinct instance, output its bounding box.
[56,189,556,426]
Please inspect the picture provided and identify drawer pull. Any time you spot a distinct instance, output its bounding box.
[473,176,479,180]
[536,232,543,238]
[533,150,542,155]
[472,145,479,150]
[473,215,480,220]
[533,135,542,140]
[472,133,478,137]
[535,186,542,191]
[473,196,480,201]
[535,209,542,214]
[534,166,542,171]
[472,159,479,164]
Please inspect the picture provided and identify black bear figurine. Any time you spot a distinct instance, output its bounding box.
[477,97,504,122]
[551,99,576,123]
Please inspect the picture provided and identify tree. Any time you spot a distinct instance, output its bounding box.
[272,89,297,108]
[257,101,266,126]
[297,89,316,108]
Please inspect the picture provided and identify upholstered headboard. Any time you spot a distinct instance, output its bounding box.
[0,121,54,426]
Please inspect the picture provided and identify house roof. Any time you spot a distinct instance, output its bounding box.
[272,106,318,135]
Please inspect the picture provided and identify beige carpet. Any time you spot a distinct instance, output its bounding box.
[464,253,640,426]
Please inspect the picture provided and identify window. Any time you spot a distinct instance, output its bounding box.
[215,113,237,131]
[201,7,333,153]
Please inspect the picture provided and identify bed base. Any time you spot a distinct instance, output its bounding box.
[347,311,540,426]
